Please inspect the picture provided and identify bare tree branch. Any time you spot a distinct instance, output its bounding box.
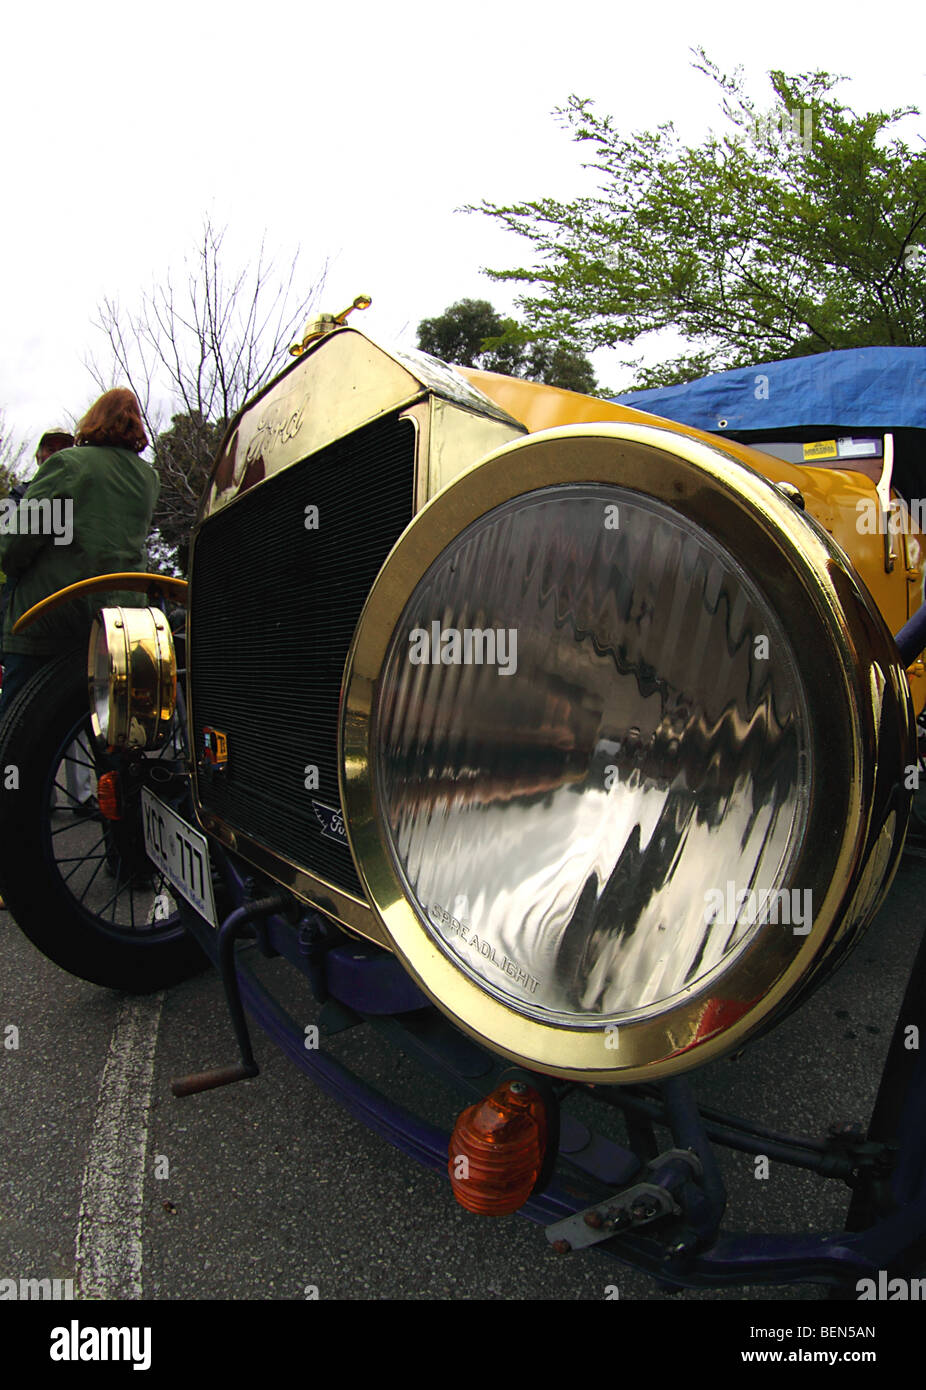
[86,216,327,571]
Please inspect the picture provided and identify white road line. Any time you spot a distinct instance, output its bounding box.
[75,991,165,1300]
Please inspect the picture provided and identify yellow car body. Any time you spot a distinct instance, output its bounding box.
[458,367,926,713]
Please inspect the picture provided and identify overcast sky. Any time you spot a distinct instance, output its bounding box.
[3,0,924,453]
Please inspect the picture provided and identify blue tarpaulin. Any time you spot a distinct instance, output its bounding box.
[610,347,926,432]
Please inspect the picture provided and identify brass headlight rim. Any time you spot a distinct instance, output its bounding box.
[89,608,129,747]
[88,606,177,752]
[340,423,909,1083]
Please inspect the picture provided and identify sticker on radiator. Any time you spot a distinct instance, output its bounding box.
[312,799,348,844]
[202,726,228,765]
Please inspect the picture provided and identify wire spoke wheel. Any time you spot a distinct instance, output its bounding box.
[46,722,178,934]
[0,651,206,990]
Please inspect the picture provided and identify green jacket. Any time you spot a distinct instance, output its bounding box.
[0,445,159,657]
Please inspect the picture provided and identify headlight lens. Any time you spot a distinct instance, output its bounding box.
[375,485,811,1026]
[88,606,177,751]
[341,424,913,1081]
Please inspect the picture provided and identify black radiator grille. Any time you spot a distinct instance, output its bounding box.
[190,413,416,897]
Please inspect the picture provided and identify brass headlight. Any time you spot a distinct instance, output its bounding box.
[340,423,914,1083]
[89,606,177,751]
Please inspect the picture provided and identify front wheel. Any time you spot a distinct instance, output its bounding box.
[0,652,208,991]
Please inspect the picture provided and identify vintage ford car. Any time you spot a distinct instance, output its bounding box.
[3,313,926,1292]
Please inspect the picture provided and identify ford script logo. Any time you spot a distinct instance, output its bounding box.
[311,800,348,844]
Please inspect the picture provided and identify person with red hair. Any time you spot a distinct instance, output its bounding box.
[0,388,159,717]
[74,387,149,453]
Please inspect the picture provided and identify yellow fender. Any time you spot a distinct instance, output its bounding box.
[12,572,188,634]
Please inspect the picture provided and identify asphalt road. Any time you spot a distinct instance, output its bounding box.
[2,849,926,1305]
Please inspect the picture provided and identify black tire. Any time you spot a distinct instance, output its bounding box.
[0,652,208,991]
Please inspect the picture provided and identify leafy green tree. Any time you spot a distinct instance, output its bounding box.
[475,51,926,387]
[417,298,598,392]
[520,341,598,395]
[418,299,525,374]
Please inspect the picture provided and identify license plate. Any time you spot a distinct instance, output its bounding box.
[141,788,218,928]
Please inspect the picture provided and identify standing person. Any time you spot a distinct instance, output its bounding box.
[0,428,74,652]
[0,389,159,718]
[0,426,88,812]
[33,428,75,475]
